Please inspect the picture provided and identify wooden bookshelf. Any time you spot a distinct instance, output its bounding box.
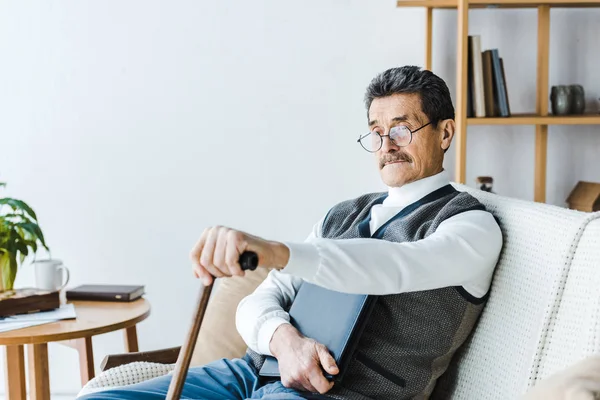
[397,0,600,9]
[468,114,600,125]
[397,0,600,202]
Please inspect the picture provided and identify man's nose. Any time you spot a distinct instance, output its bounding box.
[380,134,400,153]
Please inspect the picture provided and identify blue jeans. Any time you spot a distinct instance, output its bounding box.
[78,356,331,400]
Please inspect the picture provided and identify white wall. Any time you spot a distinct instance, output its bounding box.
[0,1,598,397]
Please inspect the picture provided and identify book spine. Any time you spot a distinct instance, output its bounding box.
[471,35,486,117]
[67,292,132,302]
[482,50,496,117]
[491,49,509,117]
[500,58,511,116]
[467,36,474,118]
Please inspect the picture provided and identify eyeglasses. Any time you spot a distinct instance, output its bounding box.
[357,121,432,153]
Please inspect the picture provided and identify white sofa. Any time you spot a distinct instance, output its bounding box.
[432,185,600,398]
[80,185,600,399]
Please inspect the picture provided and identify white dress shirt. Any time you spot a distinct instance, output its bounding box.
[236,170,503,356]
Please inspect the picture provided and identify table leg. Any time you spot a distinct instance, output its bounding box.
[124,325,139,352]
[4,345,26,400]
[77,337,95,385]
[27,343,50,400]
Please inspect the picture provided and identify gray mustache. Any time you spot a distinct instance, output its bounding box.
[379,154,412,169]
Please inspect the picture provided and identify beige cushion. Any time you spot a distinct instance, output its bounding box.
[190,268,270,366]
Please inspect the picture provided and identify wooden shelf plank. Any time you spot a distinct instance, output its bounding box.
[534,5,550,204]
[467,114,600,125]
[397,0,456,7]
[454,0,470,184]
[397,0,600,8]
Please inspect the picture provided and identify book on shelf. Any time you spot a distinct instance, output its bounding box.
[482,50,496,117]
[499,58,511,116]
[66,284,145,302]
[466,35,510,118]
[469,35,486,118]
[490,49,510,117]
[467,37,474,118]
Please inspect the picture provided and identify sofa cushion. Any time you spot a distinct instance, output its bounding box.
[190,268,270,366]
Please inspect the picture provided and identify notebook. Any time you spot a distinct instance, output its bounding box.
[66,285,145,302]
[258,282,376,382]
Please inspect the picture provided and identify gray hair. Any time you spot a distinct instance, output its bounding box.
[364,66,455,128]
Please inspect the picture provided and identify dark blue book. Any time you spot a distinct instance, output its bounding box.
[500,58,511,116]
[491,49,510,117]
[258,282,377,382]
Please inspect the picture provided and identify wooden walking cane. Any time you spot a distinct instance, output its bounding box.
[166,251,259,400]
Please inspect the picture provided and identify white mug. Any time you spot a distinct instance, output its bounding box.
[33,259,70,291]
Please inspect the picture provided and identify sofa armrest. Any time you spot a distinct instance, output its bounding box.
[100,346,181,372]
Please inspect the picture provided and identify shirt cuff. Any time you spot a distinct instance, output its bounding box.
[257,318,291,356]
[281,241,320,281]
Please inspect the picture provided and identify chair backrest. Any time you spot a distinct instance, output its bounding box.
[433,185,600,400]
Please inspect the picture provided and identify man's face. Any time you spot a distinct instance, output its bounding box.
[368,93,451,187]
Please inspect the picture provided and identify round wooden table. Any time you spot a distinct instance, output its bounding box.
[0,298,151,400]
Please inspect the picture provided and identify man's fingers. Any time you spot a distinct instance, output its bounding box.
[225,243,243,277]
[226,230,244,276]
[317,344,339,376]
[282,372,317,394]
[190,228,208,268]
[200,227,224,279]
[307,368,333,394]
[298,375,318,394]
[306,344,335,394]
[190,229,211,284]
[212,228,230,276]
[196,265,213,286]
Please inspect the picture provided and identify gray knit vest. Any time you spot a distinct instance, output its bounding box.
[247,185,490,400]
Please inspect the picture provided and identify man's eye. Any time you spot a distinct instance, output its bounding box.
[391,126,409,134]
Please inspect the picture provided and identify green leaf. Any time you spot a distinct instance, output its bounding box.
[0,196,50,257]
[0,253,18,290]
[2,213,34,222]
[20,237,38,254]
[2,215,32,230]
[0,198,38,220]
[15,222,46,245]
[13,239,28,257]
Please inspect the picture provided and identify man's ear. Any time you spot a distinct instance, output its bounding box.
[438,119,455,152]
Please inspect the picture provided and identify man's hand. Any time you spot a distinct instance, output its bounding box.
[270,324,339,394]
[190,226,290,286]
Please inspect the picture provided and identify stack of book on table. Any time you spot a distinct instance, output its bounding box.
[0,288,76,333]
[467,35,511,118]
[0,285,144,333]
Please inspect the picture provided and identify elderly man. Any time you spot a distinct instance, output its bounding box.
[81,66,502,399]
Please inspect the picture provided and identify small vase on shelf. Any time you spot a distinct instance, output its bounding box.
[569,85,585,114]
[550,85,572,115]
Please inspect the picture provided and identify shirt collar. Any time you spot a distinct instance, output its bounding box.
[383,170,450,209]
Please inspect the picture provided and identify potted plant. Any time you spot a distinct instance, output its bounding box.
[0,181,49,291]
